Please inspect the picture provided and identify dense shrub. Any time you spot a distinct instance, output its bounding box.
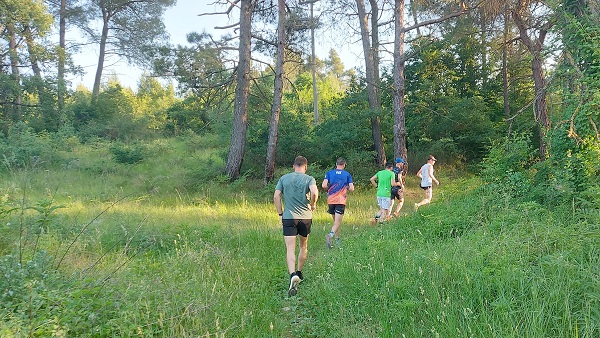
[109,142,146,164]
[0,122,53,170]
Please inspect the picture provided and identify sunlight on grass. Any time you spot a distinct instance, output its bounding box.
[1,148,597,336]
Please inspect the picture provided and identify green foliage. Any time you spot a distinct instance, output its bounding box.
[480,133,537,198]
[136,75,177,131]
[401,38,505,164]
[0,122,53,170]
[549,1,600,205]
[109,141,146,164]
[0,140,597,336]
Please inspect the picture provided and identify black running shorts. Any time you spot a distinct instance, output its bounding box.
[327,204,346,215]
[282,219,312,237]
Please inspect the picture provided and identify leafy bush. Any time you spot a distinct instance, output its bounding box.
[0,122,54,170]
[109,142,146,164]
[480,133,537,198]
[0,252,74,336]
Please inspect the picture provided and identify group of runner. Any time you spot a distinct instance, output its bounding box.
[273,155,439,296]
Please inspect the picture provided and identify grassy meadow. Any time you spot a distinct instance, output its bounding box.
[0,137,598,337]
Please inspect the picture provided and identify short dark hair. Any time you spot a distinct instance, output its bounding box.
[294,156,308,167]
[336,157,346,166]
[385,161,394,168]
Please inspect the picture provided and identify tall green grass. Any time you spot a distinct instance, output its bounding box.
[0,138,597,337]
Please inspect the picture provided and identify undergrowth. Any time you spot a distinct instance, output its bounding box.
[0,138,598,337]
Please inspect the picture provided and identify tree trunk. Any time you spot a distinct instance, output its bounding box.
[392,0,407,162]
[369,0,380,87]
[502,5,512,137]
[264,0,286,184]
[8,23,21,122]
[92,10,110,100]
[24,26,41,78]
[225,0,255,181]
[356,0,385,166]
[531,52,549,158]
[25,25,57,131]
[58,0,66,111]
[512,1,551,160]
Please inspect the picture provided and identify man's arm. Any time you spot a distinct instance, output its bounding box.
[274,189,283,215]
[348,182,355,192]
[370,175,378,187]
[321,178,329,189]
[309,184,319,210]
[429,166,440,185]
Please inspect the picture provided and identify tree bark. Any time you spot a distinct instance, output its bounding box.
[356,0,385,166]
[502,6,511,133]
[58,0,66,111]
[512,0,551,160]
[225,0,255,181]
[24,26,41,78]
[92,9,110,100]
[264,0,286,184]
[393,0,407,162]
[8,23,21,122]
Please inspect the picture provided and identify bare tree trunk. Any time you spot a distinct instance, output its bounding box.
[502,6,511,134]
[264,0,286,184]
[513,0,551,160]
[58,0,66,111]
[393,0,407,162]
[369,0,380,86]
[410,1,421,36]
[480,11,487,88]
[225,0,255,181]
[8,23,21,122]
[309,1,319,125]
[531,52,549,157]
[24,26,41,78]
[356,0,385,166]
[92,10,110,100]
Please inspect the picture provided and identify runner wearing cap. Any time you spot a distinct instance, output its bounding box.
[415,155,440,210]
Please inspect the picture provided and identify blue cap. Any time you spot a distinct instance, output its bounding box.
[395,157,406,164]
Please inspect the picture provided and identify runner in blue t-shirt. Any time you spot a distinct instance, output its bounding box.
[321,157,355,249]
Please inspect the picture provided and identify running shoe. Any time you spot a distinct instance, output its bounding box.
[325,233,334,249]
[288,273,301,296]
[370,215,379,226]
[295,270,304,282]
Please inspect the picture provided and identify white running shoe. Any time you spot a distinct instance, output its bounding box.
[325,233,333,249]
[288,274,301,296]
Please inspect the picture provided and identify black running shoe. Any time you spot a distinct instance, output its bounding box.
[288,273,300,296]
[295,270,304,282]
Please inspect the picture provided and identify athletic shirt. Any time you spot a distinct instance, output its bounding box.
[275,172,316,219]
[324,169,353,205]
[375,169,395,197]
[420,163,433,187]
[392,166,404,190]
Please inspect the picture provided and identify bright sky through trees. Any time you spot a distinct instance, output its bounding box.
[69,0,362,91]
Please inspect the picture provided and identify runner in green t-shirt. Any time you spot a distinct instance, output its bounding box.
[369,162,398,224]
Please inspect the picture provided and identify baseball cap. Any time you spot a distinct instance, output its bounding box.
[395,157,406,164]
